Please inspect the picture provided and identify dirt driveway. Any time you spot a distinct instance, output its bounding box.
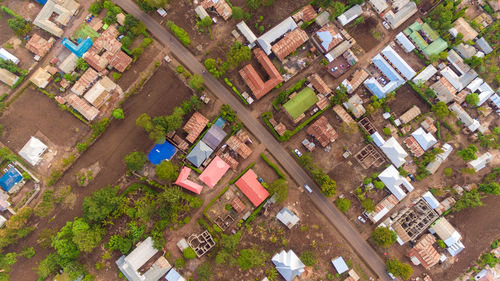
[6,65,192,281]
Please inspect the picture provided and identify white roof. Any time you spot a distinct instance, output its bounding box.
[194,5,210,19]
[84,76,116,106]
[369,0,388,12]
[124,237,158,271]
[477,82,495,106]
[276,207,299,229]
[237,21,257,45]
[384,2,417,29]
[412,64,437,84]
[431,218,461,246]
[371,132,385,147]
[0,68,20,87]
[59,53,78,74]
[0,48,20,64]
[422,191,440,209]
[469,152,492,172]
[331,256,349,274]
[447,240,465,257]
[467,77,483,92]
[379,165,414,201]
[395,32,415,52]
[380,137,408,168]
[0,215,6,227]
[272,250,305,281]
[437,143,453,160]
[337,5,363,26]
[381,45,416,80]
[411,127,437,151]
[257,17,297,55]
[18,137,48,166]
[30,67,51,89]
[34,0,80,37]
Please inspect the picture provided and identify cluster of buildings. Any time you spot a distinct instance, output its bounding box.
[367,0,418,29]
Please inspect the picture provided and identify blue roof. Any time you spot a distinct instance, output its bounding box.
[0,167,23,192]
[186,141,213,167]
[201,125,227,150]
[148,141,177,165]
[214,117,226,128]
[35,0,47,4]
[372,54,403,82]
[62,37,93,58]
[165,269,185,281]
[381,46,416,80]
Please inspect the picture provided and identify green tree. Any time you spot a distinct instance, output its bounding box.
[189,74,204,92]
[183,247,197,259]
[37,253,60,280]
[373,180,385,190]
[136,113,153,132]
[432,101,450,119]
[436,239,446,248]
[336,198,351,213]
[107,235,132,254]
[220,104,237,122]
[204,58,227,78]
[386,258,413,280]
[155,160,179,181]
[232,6,244,20]
[268,179,288,203]
[361,198,375,212]
[197,16,212,32]
[331,84,348,105]
[479,253,499,267]
[196,262,212,281]
[479,182,500,195]
[383,127,391,136]
[465,93,479,106]
[124,151,148,172]
[112,108,124,119]
[8,18,31,36]
[76,58,89,72]
[89,2,103,15]
[71,218,104,253]
[464,56,483,68]
[52,221,80,260]
[372,227,397,248]
[149,125,166,144]
[321,180,337,197]
[331,2,346,17]
[458,144,478,161]
[237,248,267,270]
[166,21,191,46]
[300,251,316,266]
[227,42,252,67]
[220,231,242,253]
[82,185,121,222]
[453,189,483,212]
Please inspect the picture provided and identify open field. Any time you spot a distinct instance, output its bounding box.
[346,16,382,53]
[5,66,192,280]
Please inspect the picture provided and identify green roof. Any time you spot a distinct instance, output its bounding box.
[409,31,428,50]
[421,23,440,42]
[283,87,318,120]
[423,38,449,57]
[408,21,422,32]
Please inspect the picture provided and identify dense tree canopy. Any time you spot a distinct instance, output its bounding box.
[386,258,413,280]
[82,185,122,222]
[372,227,397,248]
[124,151,148,172]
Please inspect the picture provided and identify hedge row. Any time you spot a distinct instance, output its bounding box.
[229,162,255,184]
[185,163,202,174]
[272,78,307,110]
[260,153,285,179]
[408,81,433,107]
[224,77,249,105]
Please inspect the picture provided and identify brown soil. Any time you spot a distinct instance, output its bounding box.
[388,83,431,117]
[117,44,162,90]
[346,17,381,53]
[6,66,192,281]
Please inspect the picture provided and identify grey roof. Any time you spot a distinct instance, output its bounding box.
[315,11,330,27]
[475,37,493,54]
[422,191,440,209]
[395,32,415,52]
[337,4,363,26]
[412,64,437,84]
[384,2,417,29]
[237,21,257,45]
[257,17,297,55]
[195,6,210,19]
[331,256,349,274]
[325,39,354,62]
[201,125,227,150]
[440,66,477,91]
[454,43,477,59]
[276,207,299,229]
[369,0,388,13]
[186,141,213,167]
[116,237,172,281]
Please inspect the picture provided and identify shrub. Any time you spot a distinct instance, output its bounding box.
[300,251,316,266]
[112,72,122,81]
[335,198,351,213]
[436,239,446,248]
[112,108,124,119]
[372,227,397,248]
[183,247,197,259]
[174,257,186,268]
[383,127,391,136]
[443,167,453,177]
[166,21,190,46]
[232,6,244,20]
[361,198,375,212]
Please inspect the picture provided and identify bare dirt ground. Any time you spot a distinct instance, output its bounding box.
[389,84,432,117]
[6,66,192,281]
[117,43,162,90]
[346,16,382,53]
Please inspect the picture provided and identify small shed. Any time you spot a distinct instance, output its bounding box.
[331,256,349,274]
[18,137,48,166]
[276,207,299,229]
[165,268,185,281]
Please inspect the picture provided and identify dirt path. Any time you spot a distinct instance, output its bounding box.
[7,66,192,280]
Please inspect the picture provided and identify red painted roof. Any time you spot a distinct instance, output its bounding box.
[199,156,230,188]
[235,169,269,207]
[175,167,204,194]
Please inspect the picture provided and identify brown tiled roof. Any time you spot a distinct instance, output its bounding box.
[421,117,437,133]
[236,130,250,143]
[173,135,189,151]
[71,68,99,96]
[292,5,318,22]
[226,135,252,159]
[313,23,343,53]
[404,136,424,157]
[239,49,284,99]
[407,234,440,270]
[367,195,398,223]
[183,112,209,143]
[65,93,99,121]
[453,18,478,42]
[109,50,132,72]
[333,105,355,123]
[316,95,330,110]
[231,197,246,213]
[308,73,331,94]
[272,28,309,61]
[347,69,369,93]
[431,77,457,103]
[275,123,287,136]
[83,26,131,73]
[219,152,239,171]
[25,34,55,57]
[306,116,338,147]
[454,90,467,104]
[201,0,232,20]
[399,106,421,124]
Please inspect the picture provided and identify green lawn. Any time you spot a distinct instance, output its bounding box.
[283,87,318,120]
[71,23,100,42]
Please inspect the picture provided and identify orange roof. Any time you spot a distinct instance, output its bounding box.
[239,49,284,99]
[26,34,54,57]
[198,156,230,188]
[308,74,331,94]
[403,136,425,157]
[175,166,204,194]
[83,26,131,72]
[219,152,239,171]
[231,197,246,213]
[407,234,440,270]
[109,50,132,72]
[226,135,252,159]
[183,112,209,143]
[272,28,309,61]
[292,5,318,22]
[306,116,338,147]
[235,169,269,207]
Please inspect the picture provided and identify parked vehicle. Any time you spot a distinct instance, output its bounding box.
[357,216,367,224]
[304,184,312,193]
[382,21,390,29]
[294,149,302,157]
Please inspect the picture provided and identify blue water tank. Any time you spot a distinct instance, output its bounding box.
[35,0,48,5]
